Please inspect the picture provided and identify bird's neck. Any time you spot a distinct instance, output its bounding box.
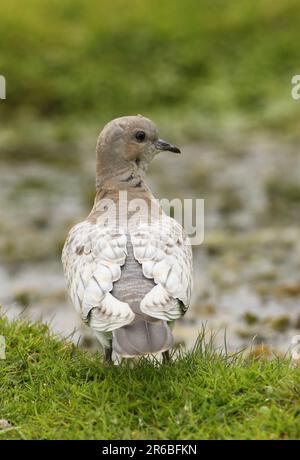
[90,175,159,230]
[96,163,148,191]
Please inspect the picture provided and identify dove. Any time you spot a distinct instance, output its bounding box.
[62,115,193,363]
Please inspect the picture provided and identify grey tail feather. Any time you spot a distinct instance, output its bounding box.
[112,319,174,357]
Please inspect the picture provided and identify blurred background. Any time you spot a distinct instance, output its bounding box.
[1,0,300,355]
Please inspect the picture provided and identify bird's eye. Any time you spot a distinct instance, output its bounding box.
[135,131,146,142]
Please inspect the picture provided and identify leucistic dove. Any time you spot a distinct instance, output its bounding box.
[62,115,193,363]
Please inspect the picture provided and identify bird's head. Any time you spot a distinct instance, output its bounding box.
[95,115,180,187]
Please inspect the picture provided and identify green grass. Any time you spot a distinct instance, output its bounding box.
[1,0,300,140]
[0,317,299,440]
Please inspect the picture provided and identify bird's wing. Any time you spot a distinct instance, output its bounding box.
[131,217,193,321]
[62,221,135,332]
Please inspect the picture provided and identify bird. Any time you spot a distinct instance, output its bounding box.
[62,115,193,363]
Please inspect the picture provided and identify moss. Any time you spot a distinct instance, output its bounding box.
[267,316,290,332]
[194,303,216,316]
[275,283,300,298]
[14,291,31,308]
[243,312,259,325]
[218,186,243,216]
[265,178,300,221]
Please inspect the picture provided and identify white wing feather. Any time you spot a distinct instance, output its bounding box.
[131,217,193,321]
[62,221,135,331]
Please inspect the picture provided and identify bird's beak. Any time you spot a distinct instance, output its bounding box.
[154,138,181,154]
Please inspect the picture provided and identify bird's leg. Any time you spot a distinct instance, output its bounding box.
[162,350,171,364]
[103,345,113,364]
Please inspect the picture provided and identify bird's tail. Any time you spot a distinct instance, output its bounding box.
[112,319,174,357]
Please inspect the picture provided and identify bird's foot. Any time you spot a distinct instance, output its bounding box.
[103,346,113,365]
[162,350,171,364]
